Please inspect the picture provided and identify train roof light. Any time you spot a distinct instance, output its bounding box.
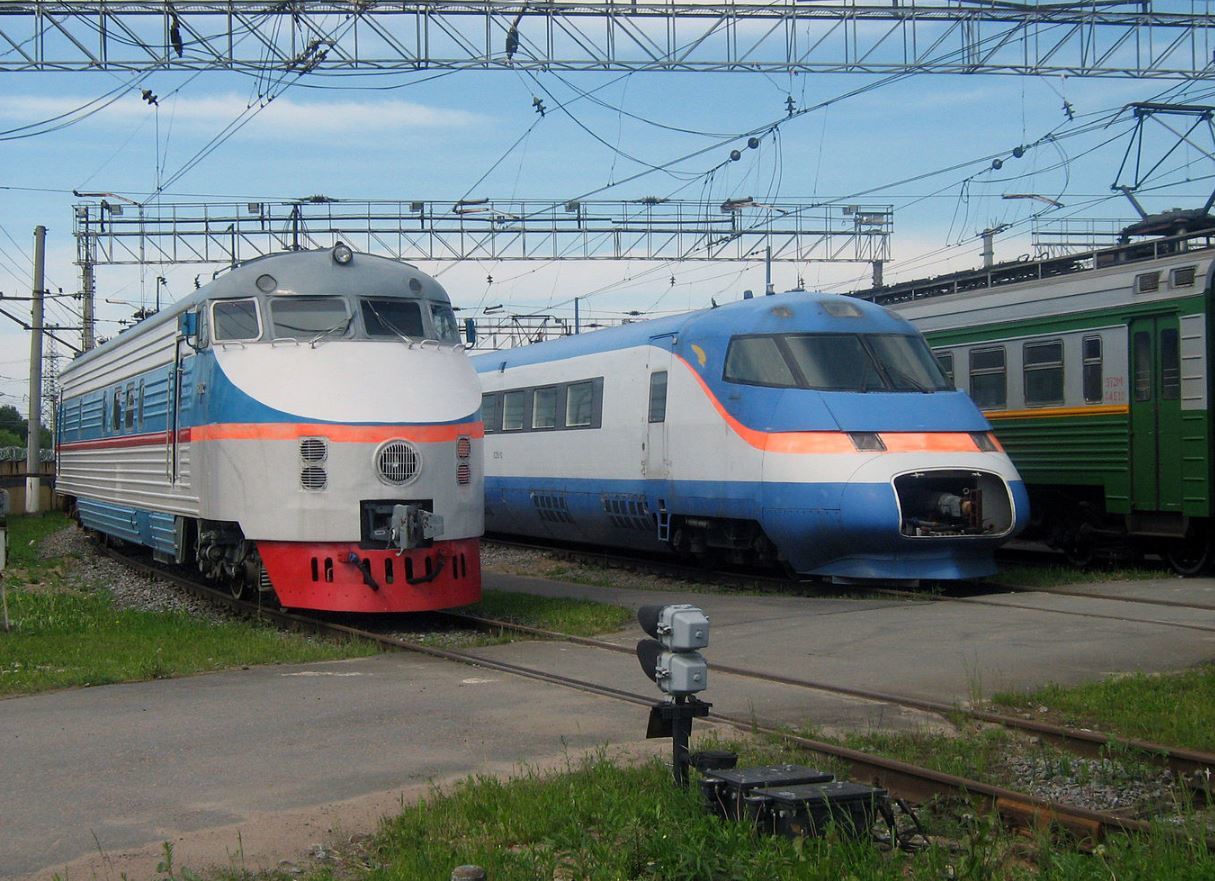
[332,242,354,265]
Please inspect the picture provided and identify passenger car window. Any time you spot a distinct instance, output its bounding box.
[1023,340,1063,406]
[361,298,424,339]
[1161,328,1180,401]
[969,347,1006,409]
[271,297,349,340]
[480,393,499,432]
[212,298,262,342]
[566,382,594,427]
[502,390,526,431]
[533,387,557,429]
[935,351,955,388]
[125,382,135,429]
[1082,337,1103,404]
[648,371,668,423]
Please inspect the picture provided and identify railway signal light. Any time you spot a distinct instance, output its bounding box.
[635,603,709,695]
[636,604,712,786]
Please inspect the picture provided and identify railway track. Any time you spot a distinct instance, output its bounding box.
[102,543,1215,851]
[486,537,1215,634]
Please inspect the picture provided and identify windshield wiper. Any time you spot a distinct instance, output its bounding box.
[309,316,352,348]
[366,302,416,346]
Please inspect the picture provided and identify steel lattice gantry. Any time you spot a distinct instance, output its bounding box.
[73,198,893,266]
[4,0,1214,78]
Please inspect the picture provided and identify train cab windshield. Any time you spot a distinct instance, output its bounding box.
[271,296,350,340]
[207,293,459,345]
[725,332,950,392]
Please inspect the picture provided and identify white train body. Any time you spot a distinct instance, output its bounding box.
[57,246,483,612]
[475,292,1028,581]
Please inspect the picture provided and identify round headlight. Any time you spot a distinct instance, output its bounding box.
[332,242,354,265]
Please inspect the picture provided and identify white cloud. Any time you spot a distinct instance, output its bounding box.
[0,93,485,136]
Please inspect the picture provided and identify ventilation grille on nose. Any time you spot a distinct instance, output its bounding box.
[377,440,420,485]
[299,437,328,462]
[301,466,328,490]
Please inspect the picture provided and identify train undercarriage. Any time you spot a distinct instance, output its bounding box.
[1025,486,1213,576]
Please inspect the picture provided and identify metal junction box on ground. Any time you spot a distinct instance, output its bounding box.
[748,781,890,839]
[699,764,834,822]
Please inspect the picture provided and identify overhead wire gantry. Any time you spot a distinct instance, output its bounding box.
[3,0,1213,78]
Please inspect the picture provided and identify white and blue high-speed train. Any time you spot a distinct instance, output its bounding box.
[56,245,483,612]
[474,291,1028,581]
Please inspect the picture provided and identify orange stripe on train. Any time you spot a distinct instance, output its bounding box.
[674,355,983,455]
[185,422,483,444]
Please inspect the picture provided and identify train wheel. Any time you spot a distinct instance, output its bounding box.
[1063,541,1095,569]
[229,572,251,601]
[1165,530,1213,577]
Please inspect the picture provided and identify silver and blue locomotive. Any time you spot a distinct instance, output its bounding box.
[475,291,1027,581]
[56,245,483,612]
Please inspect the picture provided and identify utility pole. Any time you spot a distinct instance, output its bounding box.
[26,225,45,515]
[80,247,96,350]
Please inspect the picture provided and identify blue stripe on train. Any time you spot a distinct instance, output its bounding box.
[77,499,178,558]
[59,348,479,447]
[485,475,1028,580]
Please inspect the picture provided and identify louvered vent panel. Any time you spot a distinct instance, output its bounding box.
[457,462,471,485]
[377,441,420,485]
[299,437,328,462]
[301,466,328,490]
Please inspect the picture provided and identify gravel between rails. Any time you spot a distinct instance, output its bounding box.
[37,525,236,623]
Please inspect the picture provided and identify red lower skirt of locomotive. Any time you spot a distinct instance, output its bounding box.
[257,537,481,612]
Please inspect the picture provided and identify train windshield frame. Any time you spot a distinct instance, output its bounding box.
[724,332,950,392]
[361,297,425,339]
[270,296,352,341]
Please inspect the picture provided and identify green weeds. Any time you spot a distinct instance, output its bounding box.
[0,515,378,696]
[993,665,1215,753]
[469,589,632,635]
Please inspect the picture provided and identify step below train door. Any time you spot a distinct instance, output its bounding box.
[1129,313,1183,513]
[645,334,675,540]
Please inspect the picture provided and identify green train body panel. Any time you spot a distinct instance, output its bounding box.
[988,414,1132,512]
[861,231,1215,541]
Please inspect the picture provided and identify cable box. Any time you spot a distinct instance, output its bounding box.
[746,781,890,839]
[698,764,834,821]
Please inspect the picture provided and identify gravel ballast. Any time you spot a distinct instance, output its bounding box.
[38,525,234,622]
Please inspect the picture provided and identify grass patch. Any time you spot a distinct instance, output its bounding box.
[992,665,1215,753]
[470,589,633,635]
[841,727,1015,783]
[292,748,1215,881]
[0,514,379,697]
[988,564,1164,590]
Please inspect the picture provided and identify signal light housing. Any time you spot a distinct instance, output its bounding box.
[636,604,710,695]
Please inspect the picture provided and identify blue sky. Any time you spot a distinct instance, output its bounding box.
[3,56,1215,414]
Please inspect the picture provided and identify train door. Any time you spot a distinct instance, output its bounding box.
[644,337,673,484]
[166,337,182,482]
[1129,314,1183,512]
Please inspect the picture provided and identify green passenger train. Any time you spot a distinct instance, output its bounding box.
[854,227,1215,574]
